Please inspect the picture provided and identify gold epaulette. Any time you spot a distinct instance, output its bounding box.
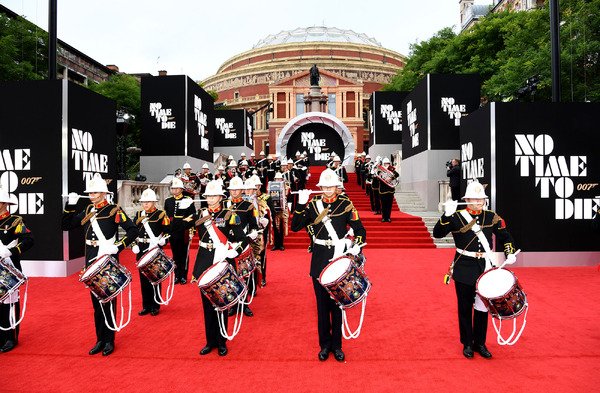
[6,216,22,230]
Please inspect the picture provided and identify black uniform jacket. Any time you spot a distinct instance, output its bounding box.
[62,200,138,267]
[0,211,34,271]
[226,197,258,234]
[291,194,366,278]
[134,208,171,256]
[191,203,248,279]
[163,195,196,241]
[433,207,516,286]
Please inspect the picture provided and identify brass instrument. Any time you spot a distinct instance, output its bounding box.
[375,165,399,188]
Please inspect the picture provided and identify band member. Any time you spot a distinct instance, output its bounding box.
[326,152,335,169]
[238,152,247,167]
[273,153,282,174]
[0,187,34,353]
[363,155,374,200]
[256,151,268,193]
[131,187,170,316]
[271,172,289,251]
[164,178,196,285]
[379,158,399,223]
[291,169,366,362]
[433,181,517,359]
[302,151,310,168]
[62,173,138,356]
[266,155,276,183]
[248,153,257,174]
[244,177,270,290]
[371,156,382,215]
[283,159,298,212]
[238,160,251,180]
[331,156,348,185]
[192,180,248,357]
[354,154,364,187]
[224,161,238,190]
[198,164,213,209]
[180,162,200,198]
[226,176,259,317]
[253,175,276,286]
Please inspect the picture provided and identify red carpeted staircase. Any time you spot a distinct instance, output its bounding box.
[284,166,435,249]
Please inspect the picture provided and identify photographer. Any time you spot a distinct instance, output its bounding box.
[446,158,461,201]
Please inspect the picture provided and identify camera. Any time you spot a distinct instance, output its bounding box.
[445,160,452,168]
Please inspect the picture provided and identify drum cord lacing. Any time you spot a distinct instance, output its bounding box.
[341,296,367,339]
[153,271,175,305]
[100,285,132,332]
[492,305,528,345]
[0,280,28,331]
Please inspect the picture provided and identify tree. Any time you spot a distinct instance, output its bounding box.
[0,14,48,82]
[384,1,600,103]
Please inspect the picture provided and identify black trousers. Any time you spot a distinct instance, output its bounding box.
[201,292,228,347]
[451,186,461,201]
[138,270,161,312]
[91,294,116,344]
[380,192,394,221]
[373,189,381,213]
[171,235,189,281]
[312,277,342,351]
[0,300,20,344]
[455,281,488,346]
[273,219,284,248]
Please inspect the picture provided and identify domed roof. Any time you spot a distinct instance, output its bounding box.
[252,26,382,49]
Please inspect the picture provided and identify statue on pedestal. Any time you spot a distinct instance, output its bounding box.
[310,64,320,86]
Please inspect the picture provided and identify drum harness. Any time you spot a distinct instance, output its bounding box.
[0,238,28,331]
[87,207,131,332]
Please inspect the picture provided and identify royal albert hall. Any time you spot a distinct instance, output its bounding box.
[201,26,406,161]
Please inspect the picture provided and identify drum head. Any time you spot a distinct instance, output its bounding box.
[80,255,110,280]
[138,247,160,268]
[477,268,515,298]
[198,261,227,286]
[320,257,351,285]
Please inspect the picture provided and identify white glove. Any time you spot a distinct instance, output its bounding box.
[297,189,312,205]
[178,198,194,210]
[444,200,458,216]
[0,247,12,258]
[68,192,80,205]
[225,249,238,259]
[347,245,361,256]
[99,244,120,256]
[259,217,269,228]
[157,237,166,246]
[505,253,517,265]
[248,230,258,240]
[131,245,140,254]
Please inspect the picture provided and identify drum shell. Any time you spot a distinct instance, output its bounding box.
[267,181,286,213]
[0,258,27,302]
[79,255,132,304]
[476,268,527,320]
[136,247,176,285]
[197,262,247,311]
[234,245,256,278]
[319,256,371,309]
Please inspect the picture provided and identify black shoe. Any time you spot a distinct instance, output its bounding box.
[279,246,285,251]
[381,219,386,222]
[260,279,266,287]
[218,344,228,356]
[244,306,253,317]
[318,347,330,361]
[333,349,345,362]
[138,309,150,316]
[89,341,104,355]
[150,309,160,316]
[474,344,492,359]
[180,278,187,285]
[199,345,213,355]
[271,246,278,251]
[375,211,381,215]
[174,278,181,284]
[0,340,17,353]
[387,219,392,223]
[102,342,114,356]
[463,345,474,359]
[228,308,236,317]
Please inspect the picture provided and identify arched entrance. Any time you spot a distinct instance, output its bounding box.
[276,112,355,166]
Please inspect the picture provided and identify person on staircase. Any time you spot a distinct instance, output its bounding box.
[379,158,399,223]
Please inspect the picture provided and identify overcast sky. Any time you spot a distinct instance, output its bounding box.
[1,0,468,81]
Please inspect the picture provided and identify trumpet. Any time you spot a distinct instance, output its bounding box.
[61,194,91,198]
[290,190,322,195]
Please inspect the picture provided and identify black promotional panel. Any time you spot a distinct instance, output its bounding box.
[187,78,213,161]
[286,123,344,166]
[459,106,491,189]
[369,91,409,146]
[214,109,245,147]
[67,83,118,259]
[245,110,254,149]
[141,75,186,156]
[0,81,63,260]
[461,102,600,252]
[402,74,480,159]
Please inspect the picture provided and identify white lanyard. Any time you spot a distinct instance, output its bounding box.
[316,200,346,259]
[460,210,494,270]
[140,212,158,243]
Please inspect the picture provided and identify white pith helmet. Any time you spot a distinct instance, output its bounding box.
[171,177,184,189]
[139,187,158,202]
[316,168,339,187]
[463,181,488,199]
[183,162,192,170]
[85,173,111,194]
[228,176,245,190]
[203,180,225,197]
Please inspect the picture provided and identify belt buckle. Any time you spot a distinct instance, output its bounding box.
[476,252,484,258]
[325,240,333,248]
[207,243,213,249]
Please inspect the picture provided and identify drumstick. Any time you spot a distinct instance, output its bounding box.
[290,190,322,195]
[441,201,470,206]
[61,194,91,198]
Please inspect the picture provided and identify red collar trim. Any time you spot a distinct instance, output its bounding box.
[0,211,10,219]
[323,195,338,204]
[466,207,482,215]
[94,200,109,209]
[209,205,222,213]
[145,207,157,214]
[231,197,243,203]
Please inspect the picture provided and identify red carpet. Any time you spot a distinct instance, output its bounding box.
[2,246,600,392]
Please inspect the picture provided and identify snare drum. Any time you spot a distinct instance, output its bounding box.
[476,268,527,320]
[234,245,256,278]
[197,261,247,311]
[319,255,371,309]
[137,247,175,284]
[0,258,27,303]
[79,255,132,303]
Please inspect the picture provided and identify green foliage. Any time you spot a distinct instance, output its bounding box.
[384,1,600,103]
[0,14,48,82]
